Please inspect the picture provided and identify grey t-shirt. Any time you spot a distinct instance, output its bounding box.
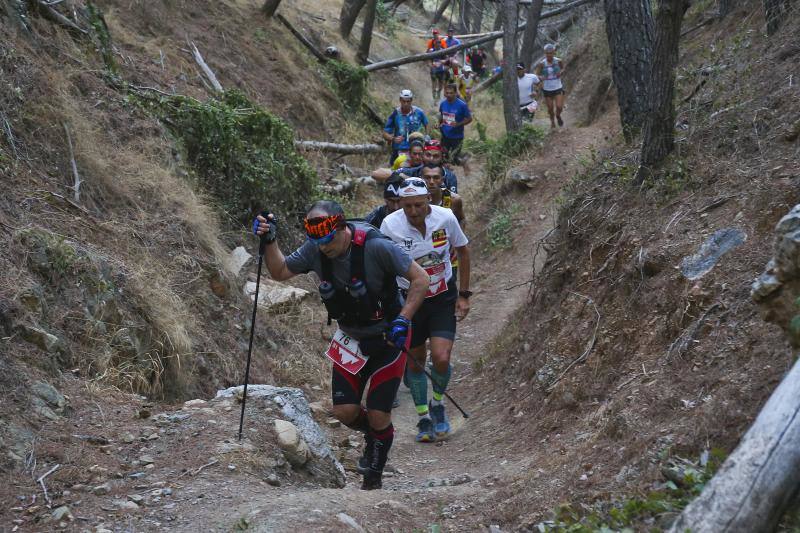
[285,222,412,339]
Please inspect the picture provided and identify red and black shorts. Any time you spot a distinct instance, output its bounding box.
[331,336,408,413]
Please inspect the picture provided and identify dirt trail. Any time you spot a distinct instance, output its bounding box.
[179,112,617,532]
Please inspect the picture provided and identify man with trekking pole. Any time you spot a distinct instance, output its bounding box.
[252,201,428,490]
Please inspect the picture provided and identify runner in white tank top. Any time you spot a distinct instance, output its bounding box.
[534,43,567,128]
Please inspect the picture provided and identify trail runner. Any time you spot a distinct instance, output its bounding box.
[254,201,428,489]
[533,43,566,128]
[438,84,472,166]
[380,179,472,442]
[516,62,542,122]
[383,89,428,166]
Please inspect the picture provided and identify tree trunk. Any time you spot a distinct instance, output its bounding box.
[276,14,329,63]
[460,0,471,32]
[294,141,384,154]
[357,0,378,64]
[487,6,503,63]
[604,0,654,142]
[519,0,544,68]
[668,356,800,532]
[502,0,522,133]
[471,0,485,32]
[638,0,688,175]
[262,0,282,17]
[432,0,453,24]
[340,0,367,38]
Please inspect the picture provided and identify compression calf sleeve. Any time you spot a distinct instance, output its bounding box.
[408,368,429,414]
[368,424,394,473]
[430,364,452,402]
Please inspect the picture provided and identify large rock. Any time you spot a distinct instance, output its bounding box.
[225,246,252,277]
[18,324,69,359]
[244,279,309,311]
[273,419,310,467]
[681,228,747,280]
[215,385,345,487]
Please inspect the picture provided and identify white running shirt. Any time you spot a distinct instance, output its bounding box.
[380,205,468,297]
[517,73,541,106]
[540,57,563,92]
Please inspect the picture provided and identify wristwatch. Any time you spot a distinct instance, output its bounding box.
[458,290,473,299]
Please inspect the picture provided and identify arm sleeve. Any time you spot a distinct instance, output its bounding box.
[284,241,317,275]
[448,211,469,247]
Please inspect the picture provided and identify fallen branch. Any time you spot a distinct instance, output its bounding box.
[666,303,721,359]
[546,291,600,392]
[63,123,82,204]
[193,458,219,475]
[294,140,384,154]
[365,0,597,72]
[190,42,223,93]
[276,14,328,64]
[680,16,715,37]
[37,463,60,505]
[37,1,88,34]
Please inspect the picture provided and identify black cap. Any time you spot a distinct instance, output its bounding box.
[516,62,525,70]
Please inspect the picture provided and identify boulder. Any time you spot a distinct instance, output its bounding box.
[215,385,345,487]
[681,228,747,280]
[18,324,69,360]
[244,279,309,311]
[225,246,252,277]
[273,419,310,467]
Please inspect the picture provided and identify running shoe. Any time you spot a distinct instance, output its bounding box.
[361,469,383,490]
[416,416,436,443]
[356,434,374,475]
[429,401,451,437]
[557,116,564,127]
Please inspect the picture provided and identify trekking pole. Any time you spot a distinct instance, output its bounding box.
[401,347,470,419]
[238,228,270,441]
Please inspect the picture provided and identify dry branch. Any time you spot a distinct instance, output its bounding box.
[276,14,328,64]
[63,123,82,204]
[36,463,60,505]
[294,140,384,154]
[37,1,88,34]
[190,42,223,93]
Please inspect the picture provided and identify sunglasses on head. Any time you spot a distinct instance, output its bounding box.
[304,214,343,244]
[401,178,427,188]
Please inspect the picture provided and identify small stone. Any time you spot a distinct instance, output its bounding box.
[336,512,366,532]
[539,214,547,220]
[375,499,403,510]
[121,433,135,444]
[326,418,341,428]
[51,505,73,521]
[93,482,112,495]
[228,464,236,471]
[146,433,159,441]
[139,455,154,465]
[113,499,140,512]
[266,473,281,486]
[128,494,145,504]
[273,420,310,467]
[183,399,208,409]
[308,401,327,416]
[579,473,589,481]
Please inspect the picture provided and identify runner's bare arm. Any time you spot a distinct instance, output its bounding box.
[452,196,466,228]
[558,59,565,77]
[255,215,295,282]
[400,261,428,320]
[455,244,471,321]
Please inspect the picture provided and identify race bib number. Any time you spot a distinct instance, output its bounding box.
[325,329,367,375]
[424,262,448,298]
[442,112,456,125]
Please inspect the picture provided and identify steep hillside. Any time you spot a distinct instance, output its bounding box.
[470,0,800,528]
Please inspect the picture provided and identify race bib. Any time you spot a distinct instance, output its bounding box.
[442,112,456,125]
[325,329,367,375]
[424,262,448,298]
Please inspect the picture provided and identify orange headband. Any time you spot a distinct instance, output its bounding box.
[304,214,344,239]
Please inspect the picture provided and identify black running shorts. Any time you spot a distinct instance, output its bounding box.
[409,281,457,347]
[542,88,565,98]
[331,337,405,413]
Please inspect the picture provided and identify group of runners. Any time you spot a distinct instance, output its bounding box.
[251,33,566,492]
[516,43,567,128]
[427,26,487,102]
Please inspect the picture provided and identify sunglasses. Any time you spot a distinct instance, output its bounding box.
[401,178,427,188]
[304,214,343,245]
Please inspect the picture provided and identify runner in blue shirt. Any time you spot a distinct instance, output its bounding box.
[437,84,472,165]
[383,89,429,165]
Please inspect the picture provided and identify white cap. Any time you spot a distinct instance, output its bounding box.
[463,65,472,72]
[398,178,429,197]
[544,43,555,52]
[399,89,413,99]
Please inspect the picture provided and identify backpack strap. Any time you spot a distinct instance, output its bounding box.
[350,226,368,282]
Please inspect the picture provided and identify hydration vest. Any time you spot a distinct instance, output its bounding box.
[319,223,401,328]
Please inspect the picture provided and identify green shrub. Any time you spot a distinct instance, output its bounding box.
[132,89,317,225]
[466,125,546,182]
[324,60,369,112]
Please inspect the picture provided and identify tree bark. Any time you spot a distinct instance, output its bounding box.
[262,0,282,17]
[487,6,503,63]
[364,0,597,72]
[432,0,453,24]
[1,0,30,34]
[668,357,800,532]
[638,0,688,175]
[604,0,653,142]
[502,0,522,133]
[519,0,544,68]
[461,0,472,32]
[471,0,485,32]
[340,0,367,38]
[357,0,378,64]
